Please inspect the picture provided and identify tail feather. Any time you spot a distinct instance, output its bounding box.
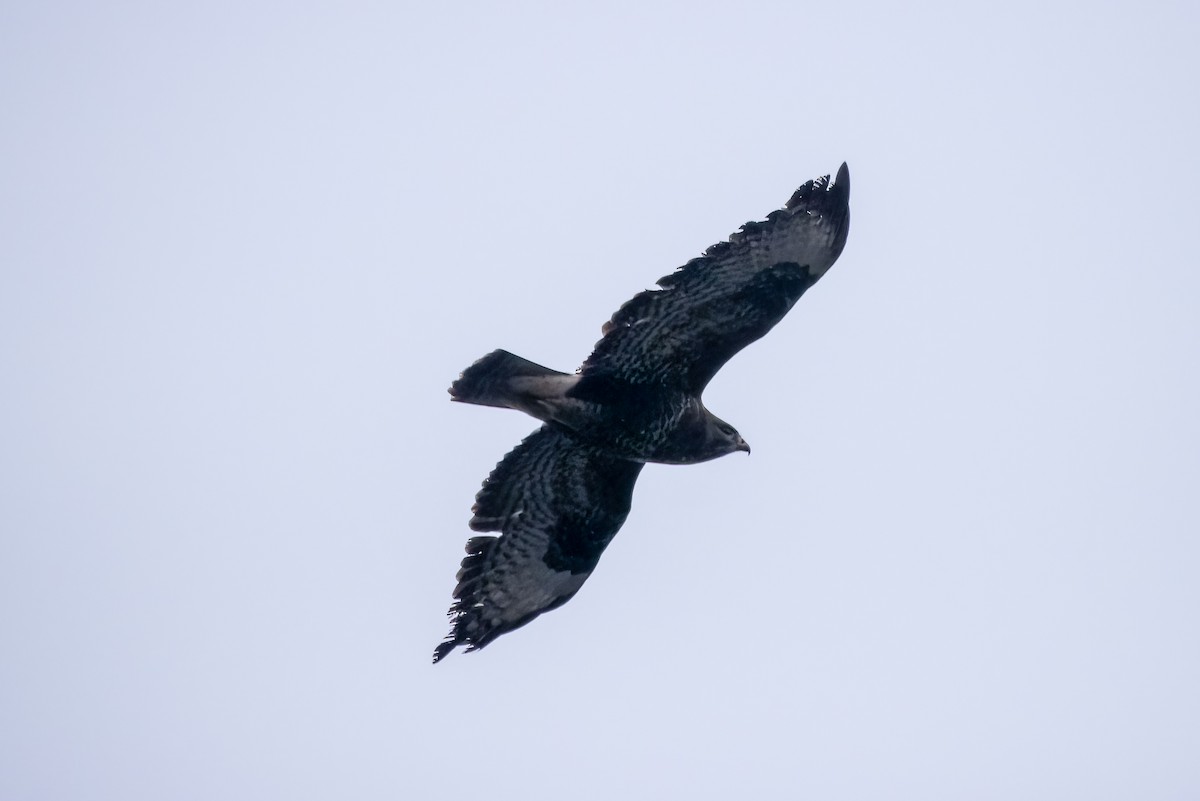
[449,349,569,410]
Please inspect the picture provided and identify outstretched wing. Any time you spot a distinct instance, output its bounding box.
[580,164,851,393]
[433,425,644,662]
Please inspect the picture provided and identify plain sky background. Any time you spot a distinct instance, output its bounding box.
[2,2,1198,799]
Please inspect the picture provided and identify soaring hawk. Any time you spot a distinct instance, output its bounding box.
[434,164,851,662]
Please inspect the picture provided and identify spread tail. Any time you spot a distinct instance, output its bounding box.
[449,349,572,411]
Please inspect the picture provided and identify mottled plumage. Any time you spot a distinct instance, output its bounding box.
[434,164,851,662]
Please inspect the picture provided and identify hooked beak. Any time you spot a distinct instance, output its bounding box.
[736,436,751,455]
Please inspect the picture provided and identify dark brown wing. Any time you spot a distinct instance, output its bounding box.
[433,425,644,662]
[580,164,850,393]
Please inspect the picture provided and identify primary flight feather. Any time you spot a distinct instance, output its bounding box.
[434,164,851,663]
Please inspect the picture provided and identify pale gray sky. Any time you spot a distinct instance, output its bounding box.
[2,2,1198,799]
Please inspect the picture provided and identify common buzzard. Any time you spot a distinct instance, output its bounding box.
[434,164,851,662]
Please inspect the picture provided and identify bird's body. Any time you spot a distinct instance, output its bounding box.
[452,351,732,464]
[434,164,851,663]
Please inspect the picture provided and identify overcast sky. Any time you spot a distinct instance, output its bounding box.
[2,2,1199,799]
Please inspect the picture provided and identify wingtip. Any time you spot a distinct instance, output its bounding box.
[785,163,850,211]
[835,162,849,198]
[432,638,457,664]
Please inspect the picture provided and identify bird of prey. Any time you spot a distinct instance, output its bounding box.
[433,164,851,663]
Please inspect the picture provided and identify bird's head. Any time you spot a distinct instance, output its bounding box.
[702,414,751,460]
